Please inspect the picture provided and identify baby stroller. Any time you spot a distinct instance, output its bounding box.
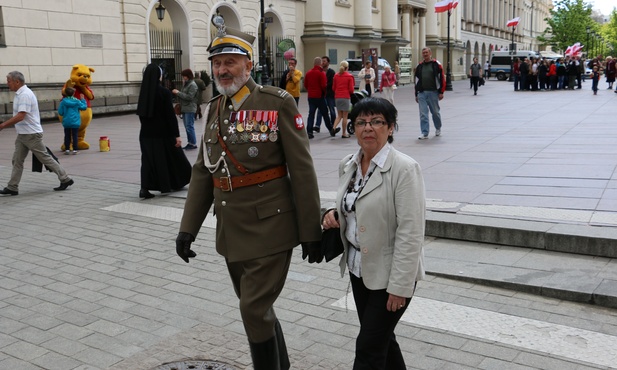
[346,90,370,135]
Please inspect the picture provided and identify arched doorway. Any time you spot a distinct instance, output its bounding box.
[147,0,192,90]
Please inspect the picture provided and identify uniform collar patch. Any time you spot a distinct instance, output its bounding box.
[230,85,251,110]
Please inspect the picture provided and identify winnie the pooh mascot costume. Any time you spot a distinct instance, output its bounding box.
[60,64,95,150]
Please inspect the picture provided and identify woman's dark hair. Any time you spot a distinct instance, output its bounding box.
[348,97,398,143]
[181,68,194,79]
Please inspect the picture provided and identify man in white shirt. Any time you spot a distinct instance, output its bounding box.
[0,71,74,195]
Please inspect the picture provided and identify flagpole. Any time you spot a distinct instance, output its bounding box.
[508,2,516,82]
[445,8,453,91]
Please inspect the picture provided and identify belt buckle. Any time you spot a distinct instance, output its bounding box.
[219,176,233,192]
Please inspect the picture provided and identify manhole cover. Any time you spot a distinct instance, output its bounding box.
[152,360,236,370]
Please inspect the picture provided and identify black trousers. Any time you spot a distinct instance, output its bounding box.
[471,76,479,93]
[350,274,413,370]
[227,250,292,343]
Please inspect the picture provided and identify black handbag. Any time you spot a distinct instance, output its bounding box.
[321,228,344,262]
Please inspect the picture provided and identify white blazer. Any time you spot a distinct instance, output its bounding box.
[336,148,426,298]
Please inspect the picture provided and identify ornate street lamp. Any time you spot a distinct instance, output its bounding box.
[259,0,270,85]
[586,26,591,57]
[445,7,453,91]
[155,1,166,22]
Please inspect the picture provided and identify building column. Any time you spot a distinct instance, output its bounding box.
[354,0,373,36]
[402,6,411,42]
[381,0,400,38]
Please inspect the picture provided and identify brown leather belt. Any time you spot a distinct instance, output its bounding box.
[213,165,287,192]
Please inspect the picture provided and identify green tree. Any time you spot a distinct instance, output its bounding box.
[538,0,595,53]
[600,10,617,57]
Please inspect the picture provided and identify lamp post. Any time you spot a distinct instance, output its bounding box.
[508,0,516,82]
[445,7,453,91]
[155,0,166,22]
[259,0,270,85]
[586,26,590,58]
[591,31,596,58]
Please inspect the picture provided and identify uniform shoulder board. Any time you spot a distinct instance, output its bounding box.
[259,85,290,99]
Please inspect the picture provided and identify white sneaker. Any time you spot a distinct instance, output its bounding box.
[418,135,428,140]
[64,150,70,155]
[435,129,441,136]
[72,151,78,155]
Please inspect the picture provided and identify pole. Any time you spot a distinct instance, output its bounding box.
[508,0,515,82]
[509,27,515,81]
[259,0,270,85]
[445,9,453,91]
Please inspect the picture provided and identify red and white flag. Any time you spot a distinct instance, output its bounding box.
[506,17,520,27]
[566,42,583,57]
[435,0,460,13]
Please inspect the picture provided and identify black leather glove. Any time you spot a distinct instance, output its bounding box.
[176,232,196,263]
[302,241,324,264]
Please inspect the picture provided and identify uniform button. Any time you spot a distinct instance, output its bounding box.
[224,119,229,124]
[222,201,227,206]
[228,105,233,110]
[359,226,366,232]
[277,209,281,213]
[221,152,226,156]
[207,138,212,143]
[362,248,368,254]
[222,168,226,173]
[223,136,227,141]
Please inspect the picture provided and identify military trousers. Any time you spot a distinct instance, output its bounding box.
[226,249,292,343]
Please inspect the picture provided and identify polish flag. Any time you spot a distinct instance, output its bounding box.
[506,17,520,27]
[435,0,460,13]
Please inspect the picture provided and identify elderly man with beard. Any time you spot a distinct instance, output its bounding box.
[174,26,323,370]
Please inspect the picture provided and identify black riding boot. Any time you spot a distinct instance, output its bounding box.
[275,320,290,370]
[249,335,281,370]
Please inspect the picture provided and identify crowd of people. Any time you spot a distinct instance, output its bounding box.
[509,54,617,94]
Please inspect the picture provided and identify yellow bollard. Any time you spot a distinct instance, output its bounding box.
[99,136,110,152]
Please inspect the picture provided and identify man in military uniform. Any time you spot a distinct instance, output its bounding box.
[175,25,323,370]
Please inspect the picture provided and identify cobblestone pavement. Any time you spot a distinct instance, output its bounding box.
[1,79,617,369]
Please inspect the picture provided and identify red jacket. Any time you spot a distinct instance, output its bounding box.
[380,71,397,89]
[547,63,557,77]
[333,72,355,99]
[304,66,327,99]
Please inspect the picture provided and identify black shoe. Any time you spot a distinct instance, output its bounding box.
[183,144,197,150]
[330,127,341,137]
[313,127,320,133]
[139,189,155,199]
[308,134,314,139]
[0,187,18,196]
[53,179,74,191]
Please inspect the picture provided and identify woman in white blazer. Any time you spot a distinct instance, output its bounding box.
[322,97,426,370]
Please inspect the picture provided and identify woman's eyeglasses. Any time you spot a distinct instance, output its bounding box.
[353,119,386,128]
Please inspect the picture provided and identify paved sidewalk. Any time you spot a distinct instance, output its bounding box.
[1,78,617,369]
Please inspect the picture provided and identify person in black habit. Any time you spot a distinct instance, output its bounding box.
[136,63,192,199]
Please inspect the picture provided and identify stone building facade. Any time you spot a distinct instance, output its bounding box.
[0,0,551,120]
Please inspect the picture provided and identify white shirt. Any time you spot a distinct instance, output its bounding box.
[344,143,391,277]
[13,85,43,134]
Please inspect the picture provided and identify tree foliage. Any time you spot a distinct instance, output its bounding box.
[600,10,617,57]
[538,0,596,52]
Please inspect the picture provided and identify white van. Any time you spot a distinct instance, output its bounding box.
[489,50,540,80]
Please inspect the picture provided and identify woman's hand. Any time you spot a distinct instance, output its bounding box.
[175,137,182,147]
[322,209,340,230]
[387,293,407,312]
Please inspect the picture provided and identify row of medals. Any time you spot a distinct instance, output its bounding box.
[226,110,279,144]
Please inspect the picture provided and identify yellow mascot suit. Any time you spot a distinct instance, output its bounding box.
[60,64,95,150]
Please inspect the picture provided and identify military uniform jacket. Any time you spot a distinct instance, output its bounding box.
[179,78,322,262]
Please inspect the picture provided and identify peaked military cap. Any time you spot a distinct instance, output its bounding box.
[208,27,256,60]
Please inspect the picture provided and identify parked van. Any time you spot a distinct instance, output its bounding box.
[345,57,392,90]
[489,50,540,80]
